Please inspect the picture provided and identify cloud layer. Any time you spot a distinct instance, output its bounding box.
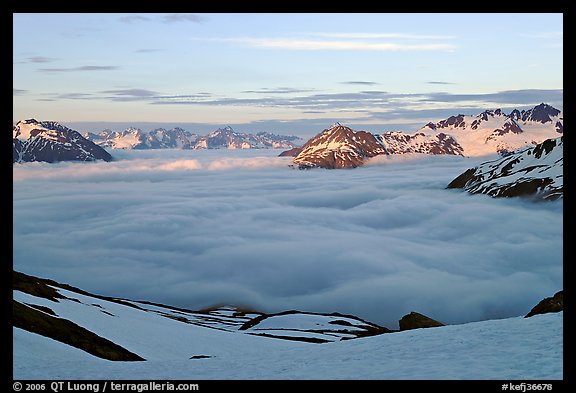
[13,150,563,328]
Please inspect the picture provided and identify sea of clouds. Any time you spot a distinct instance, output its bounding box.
[12,149,563,329]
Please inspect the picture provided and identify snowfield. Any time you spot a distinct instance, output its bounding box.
[13,313,563,380]
[13,285,563,380]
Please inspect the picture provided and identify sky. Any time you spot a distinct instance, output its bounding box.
[12,13,563,137]
[12,150,563,328]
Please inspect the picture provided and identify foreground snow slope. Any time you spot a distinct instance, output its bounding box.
[14,281,563,379]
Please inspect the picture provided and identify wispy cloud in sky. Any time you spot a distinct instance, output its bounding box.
[119,15,151,23]
[224,37,456,51]
[199,30,457,52]
[134,48,165,53]
[341,81,380,86]
[120,13,206,24]
[27,56,57,63]
[147,88,563,111]
[161,13,206,23]
[315,32,456,40]
[39,65,120,72]
[101,89,160,101]
[242,87,316,94]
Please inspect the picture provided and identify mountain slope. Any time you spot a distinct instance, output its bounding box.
[447,137,563,200]
[13,119,112,163]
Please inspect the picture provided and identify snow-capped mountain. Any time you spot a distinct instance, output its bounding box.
[447,136,563,200]
[13,119,112,163]
[193,126,301,149]
[150,127,197,149]
[85,125,302,150]
[375,131,464,155]
[13,270,563,379]
[418,103,562,156]
[293,123,388,169]
[292,123,463,169]
[84,127,198,150]
[289,103,562,169]
[194,126,254,149]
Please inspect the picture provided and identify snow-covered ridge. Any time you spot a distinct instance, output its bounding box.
[417,103,562,156]
[447,136,563,200]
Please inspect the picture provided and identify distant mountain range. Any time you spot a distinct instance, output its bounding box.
[13,120,304,163]
[13,103,562,165]
[287,103,562,169]
[84,126,303,150]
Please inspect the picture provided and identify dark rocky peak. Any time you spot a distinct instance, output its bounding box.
[555,121,563,134]
[437,114,466,129]
[210,126,236,136]
[521,103,561,123]
[509,109,522,121]
[477,110,495,122]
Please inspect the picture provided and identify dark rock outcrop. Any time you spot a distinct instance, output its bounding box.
[13,300,145,361]
[278,147,303,157]
[525,291,563,318]
[398,312,445,331]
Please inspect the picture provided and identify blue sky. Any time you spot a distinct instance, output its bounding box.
[13,13,563,137]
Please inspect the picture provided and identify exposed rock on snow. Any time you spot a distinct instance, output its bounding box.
[525,291,563,318]
[398,311,445,331]
[446,137,563,200]
[238,310,392,342]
